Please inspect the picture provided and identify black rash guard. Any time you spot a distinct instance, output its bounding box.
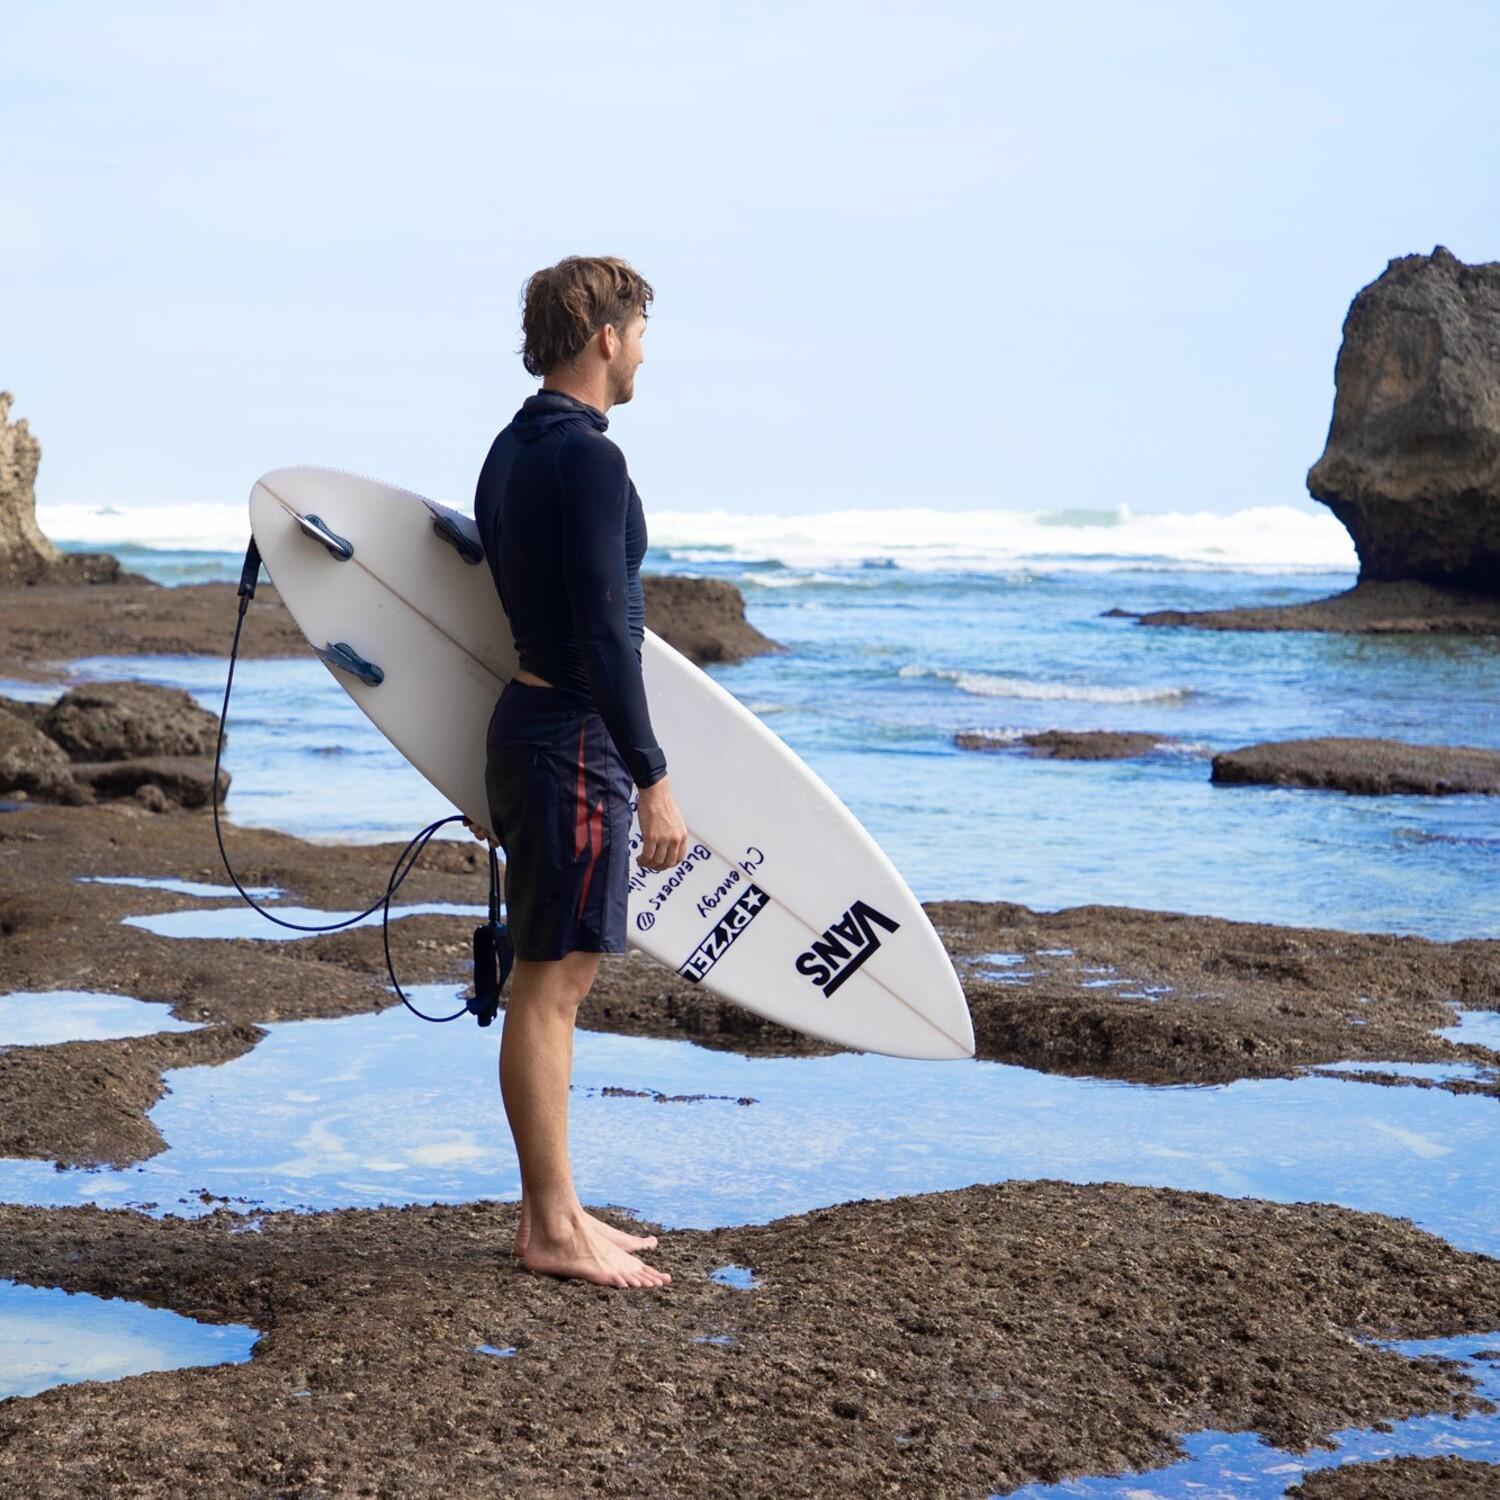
[473,389,668,789]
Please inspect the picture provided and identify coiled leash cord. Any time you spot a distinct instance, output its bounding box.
[209,537,513,1026]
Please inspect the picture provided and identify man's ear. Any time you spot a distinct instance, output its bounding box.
[598,322,619,360]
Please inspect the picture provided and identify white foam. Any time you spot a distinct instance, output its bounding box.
[901,665,1191,704]
[37,499,1358,575]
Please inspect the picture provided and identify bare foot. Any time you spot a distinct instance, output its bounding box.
[520,1215,671,1290]
[514,1203,658,1257]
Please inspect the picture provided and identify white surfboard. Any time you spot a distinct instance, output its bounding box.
[247,466,974,1061]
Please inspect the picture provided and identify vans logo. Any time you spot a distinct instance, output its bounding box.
[677,884,769,983]
[795,899,900,997]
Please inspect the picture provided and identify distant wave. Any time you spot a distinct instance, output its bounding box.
[37,499,1358,575]
[901,664,1192,703]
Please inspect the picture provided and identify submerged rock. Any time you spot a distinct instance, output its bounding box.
[1308,246,1500,593]
[1212,737,1500,796]
[955,728,1169,759]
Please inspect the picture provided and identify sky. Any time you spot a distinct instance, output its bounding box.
[3,1,1498,517]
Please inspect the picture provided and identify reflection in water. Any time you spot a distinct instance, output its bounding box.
[1441,1009,1500,1053]
[0,987,1494,1261]
[77,875,283,900]
[0,1279,260,1400]
[123,902,488,941]
[0,990,201,1048]
[1003,1332,1500,1499]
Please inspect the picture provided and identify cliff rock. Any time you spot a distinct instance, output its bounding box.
[1307,246,1500,592]
[0,392,138,586]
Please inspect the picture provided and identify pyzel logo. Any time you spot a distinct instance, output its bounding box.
[677,884,769,983]
[795,899,901,997]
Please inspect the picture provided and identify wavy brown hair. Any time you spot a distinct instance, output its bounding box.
[519,256,655,378]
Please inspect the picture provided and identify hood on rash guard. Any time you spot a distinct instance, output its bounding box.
[510,390,609,444]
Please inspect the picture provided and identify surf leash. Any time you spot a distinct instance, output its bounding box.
[209,537,513,1027]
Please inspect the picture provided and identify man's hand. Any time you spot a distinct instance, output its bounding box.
[635,775,688,872]
[463,817,498,848]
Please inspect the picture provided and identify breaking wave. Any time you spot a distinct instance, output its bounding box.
[37,499,1356,576]
[901,665,1193,703]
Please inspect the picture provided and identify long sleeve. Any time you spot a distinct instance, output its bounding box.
[555,431,668,789]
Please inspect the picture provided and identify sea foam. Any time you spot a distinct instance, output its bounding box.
[37,499,1357,575]
[899,665,1192,703]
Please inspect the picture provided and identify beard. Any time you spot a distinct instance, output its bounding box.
[609,369,636,406]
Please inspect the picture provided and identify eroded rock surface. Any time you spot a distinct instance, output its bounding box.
[0,574,780,683]
[1212,737,1500,796]
[1119,579,1500,634]
[643,573,782,663]
[0,393,139,587]
[0,681,229,810]
[1308,246,1500,593]
[955,728,1171,759]
[3,802,1498,1171]
[0,1183,1496,1497]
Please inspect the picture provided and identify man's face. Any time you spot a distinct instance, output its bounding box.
[605,311,646,406]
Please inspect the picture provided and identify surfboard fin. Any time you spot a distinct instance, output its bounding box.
[314,641,384,687]
[424,503,486,565]
[294,511,354,560]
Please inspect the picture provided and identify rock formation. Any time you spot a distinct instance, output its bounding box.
[0,681,229,810]
[0,392,137,586]
[643,574,783,664]
[954,728,1171,760]
[1211,736,1500,796]
[1307,246,1500,592]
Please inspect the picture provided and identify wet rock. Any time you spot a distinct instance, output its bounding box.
[1307,246,1500,593]
[40,680,221,762]
[67,755,228,809]
[0,706,75,801]
[1212,737,1500,796]
[0,575,780,683]
[0,1182,1497,1496]
[928,898,1500,1092]
[955,728,1169,759]
[644,574,783,665]
[0,693,48,730]
[1285,1454,1500,1497]
[0,392,139,587]
[0,1025,264,1168]
[4,798,1499,1173]
[1122,579,1500,635]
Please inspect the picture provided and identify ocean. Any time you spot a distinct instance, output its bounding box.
[32,498,1500,942]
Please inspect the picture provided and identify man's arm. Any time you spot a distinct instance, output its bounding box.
[555,431,668,789]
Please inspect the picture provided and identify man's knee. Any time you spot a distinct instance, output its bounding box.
[510,952,600,1013]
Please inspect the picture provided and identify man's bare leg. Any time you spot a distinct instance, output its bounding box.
[499,952,669,1288]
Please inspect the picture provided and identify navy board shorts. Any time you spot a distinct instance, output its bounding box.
[484,678,635,961]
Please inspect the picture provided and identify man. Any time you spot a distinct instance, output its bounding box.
[468,255,688,1290]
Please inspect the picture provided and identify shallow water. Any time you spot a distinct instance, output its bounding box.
[6,552,1500,941]
[0,1279,259,1400]
[0,990,201,1047]
[1441,1010,1500,1052]
[0,989,1496,1262]
[1002,1332,1500,1498]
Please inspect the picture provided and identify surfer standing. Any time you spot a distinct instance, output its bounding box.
[468,256,687,1290]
